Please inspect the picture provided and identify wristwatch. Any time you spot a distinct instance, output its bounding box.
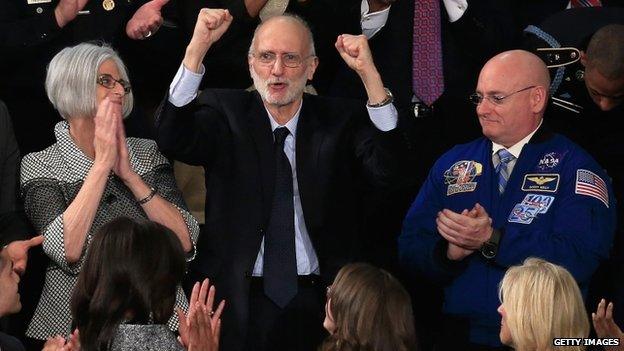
[367,88,394,108]
[480,229,502,259]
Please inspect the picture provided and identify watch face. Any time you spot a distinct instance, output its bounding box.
[481,243,496,259]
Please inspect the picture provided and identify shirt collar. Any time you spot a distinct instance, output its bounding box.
[266,100,302,138]
[360,0,391,39]
[491,120,543,159]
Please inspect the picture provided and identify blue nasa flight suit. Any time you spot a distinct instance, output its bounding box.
[399,127,616,347]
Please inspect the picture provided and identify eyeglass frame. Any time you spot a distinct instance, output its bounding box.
[250,51,316,68]
[469,85,537,106]
[96,73,132,95]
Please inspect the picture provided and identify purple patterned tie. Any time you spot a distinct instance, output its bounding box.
[412,0,444,106]
[569,0,602,7]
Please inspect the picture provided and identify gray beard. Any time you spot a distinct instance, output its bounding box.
[250,67,308,106]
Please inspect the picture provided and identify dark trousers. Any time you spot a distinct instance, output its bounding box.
[245,276,326,351]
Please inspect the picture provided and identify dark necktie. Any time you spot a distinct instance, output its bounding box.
[263,127,298,308]
[412,0,444,106]
[495,149,515,194]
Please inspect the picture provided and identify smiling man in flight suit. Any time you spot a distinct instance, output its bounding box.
[399,49,616,351]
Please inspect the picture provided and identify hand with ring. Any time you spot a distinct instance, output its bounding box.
[125,0,167,40]
[177,278,225,351]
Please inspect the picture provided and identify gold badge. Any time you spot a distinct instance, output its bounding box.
[103,0,115,11]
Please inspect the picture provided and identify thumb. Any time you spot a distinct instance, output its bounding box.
[474,203,486,215]
[28,235,44,248]
[224,9,233,22]
[149,0,169,7]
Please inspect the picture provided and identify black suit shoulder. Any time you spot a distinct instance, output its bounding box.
[0,332,25,351]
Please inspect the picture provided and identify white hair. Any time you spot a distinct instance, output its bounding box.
[45,42,133,120]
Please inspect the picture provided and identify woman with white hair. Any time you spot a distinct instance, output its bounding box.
[498,258,589,351]
[20,42,199,341]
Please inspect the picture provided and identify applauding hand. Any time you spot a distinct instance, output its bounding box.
[178,279,225,351]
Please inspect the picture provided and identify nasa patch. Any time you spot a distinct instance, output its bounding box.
[536,152,561,171]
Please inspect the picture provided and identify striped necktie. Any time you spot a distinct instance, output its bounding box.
[569,0,602,7]
[496,149,515,194]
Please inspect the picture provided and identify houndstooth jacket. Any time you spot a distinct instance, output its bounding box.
[20,121,199,340]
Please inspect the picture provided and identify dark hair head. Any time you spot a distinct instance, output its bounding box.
[321,263,417,351]
[586,24,624,79]
[72,217,186,351]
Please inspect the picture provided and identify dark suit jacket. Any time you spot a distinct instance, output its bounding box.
[155,89,405,351]
[0,332,25,351]
[0,100,30,246]
[513,0,624,33]
[327,0,517,106]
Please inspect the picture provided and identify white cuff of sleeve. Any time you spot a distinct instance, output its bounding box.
[168,63,205,107]
[442,0,468,22]
[366,103,398,131]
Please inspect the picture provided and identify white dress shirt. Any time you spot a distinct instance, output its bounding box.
[491,120,542,174]
[168,63,398,275]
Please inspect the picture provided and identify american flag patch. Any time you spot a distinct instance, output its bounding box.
[575,169,609,207]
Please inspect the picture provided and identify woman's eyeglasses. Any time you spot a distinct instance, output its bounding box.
[97,74,132,95]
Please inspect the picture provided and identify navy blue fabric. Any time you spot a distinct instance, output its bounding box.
[399,130,616,346]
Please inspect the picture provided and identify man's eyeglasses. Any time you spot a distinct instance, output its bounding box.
[251,51,315,68]
[97,74,132,95]
[469,86,536,106]
[326,285,332,299]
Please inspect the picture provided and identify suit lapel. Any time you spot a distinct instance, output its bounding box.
[248,92,275,224]
[296,95,326,228]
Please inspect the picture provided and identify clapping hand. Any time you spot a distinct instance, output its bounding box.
[177,279,225,351]
[93,97,119,172]
[593,299,624,351]
[42,329,80,351]
[126,0,169,40]
[437,203,493,251]
[111,110,135,182]
[54,0,89,28]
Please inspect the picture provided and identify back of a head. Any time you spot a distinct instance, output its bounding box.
[72,217,186,351]
[322,263,417,351]
[586,24,624,80]
[499,258,589,351]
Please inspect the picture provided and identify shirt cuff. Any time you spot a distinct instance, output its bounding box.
[168,63,205,107]
[442,0,468,22]
[366,103,398,131]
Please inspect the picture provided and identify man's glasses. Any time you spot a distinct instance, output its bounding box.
[469,86,536,106]
[97,74,132,95]
[251,51,315,68]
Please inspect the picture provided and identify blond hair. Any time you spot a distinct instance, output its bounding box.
[499,258,589,351]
